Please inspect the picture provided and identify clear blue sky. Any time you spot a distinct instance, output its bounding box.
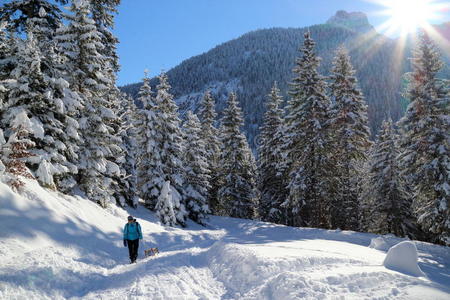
[112,0,437,85]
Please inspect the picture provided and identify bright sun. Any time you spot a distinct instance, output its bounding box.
[389,0,434,32]
[373,0,449,36]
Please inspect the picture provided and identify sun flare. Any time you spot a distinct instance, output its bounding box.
[373,0,449,36]
[389,0,433,32]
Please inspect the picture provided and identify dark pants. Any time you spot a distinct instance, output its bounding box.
[127,239,139,262]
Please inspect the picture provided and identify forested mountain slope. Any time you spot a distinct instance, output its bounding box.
[121,11,450,149]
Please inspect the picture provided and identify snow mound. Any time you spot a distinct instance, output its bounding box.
[369,236,389,251]
[204,240,375,299]
[383,241,426,277]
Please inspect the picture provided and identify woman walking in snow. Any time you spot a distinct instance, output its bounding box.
[123,215,143,263]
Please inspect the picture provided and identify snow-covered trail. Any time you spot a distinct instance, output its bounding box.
[0,181,449,299]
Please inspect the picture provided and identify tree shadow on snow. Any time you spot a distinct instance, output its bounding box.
[0,245,210,298]
[3,184,448,297]
[0,187,124,268]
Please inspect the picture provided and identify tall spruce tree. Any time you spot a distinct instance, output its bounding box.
[90,0,120,81]
[328,47,371,230]
[117,94,138,207]
[4,33,78,190]
[282,32,334,228]
[0,0,65,35]
[258,82,288,224]
[134,74,164,209]
[53,19,77,88]
[48,21,84,192]
[0,21,12,83]
[398,33,450,245]
[88,0,129,204]
[25,5,58,78]
[218,92,258,219]
[198,90,222,214]
[65,0,119,207]
[102,88,130,206]
[366,119,417,238]
[153,72,187,226]
[29,10,82,191]
[182,111,211,225]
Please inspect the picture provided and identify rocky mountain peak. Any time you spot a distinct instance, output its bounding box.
[327,10,373,33]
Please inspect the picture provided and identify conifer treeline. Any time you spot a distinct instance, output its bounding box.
[0,1,448,245]
[257,32,449,246]
[0,0,133,208]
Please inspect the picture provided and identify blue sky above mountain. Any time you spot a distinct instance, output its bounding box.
[113,1,386,86]
[114,1,449,86]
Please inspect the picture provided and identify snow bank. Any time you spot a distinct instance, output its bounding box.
[203,240,392,299]
[383,241,426,277]
[1,180,449,299]
[369,236,389,251]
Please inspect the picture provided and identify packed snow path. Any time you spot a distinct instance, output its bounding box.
[0,181,449,299]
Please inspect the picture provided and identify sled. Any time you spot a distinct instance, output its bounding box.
[144,247,159,258]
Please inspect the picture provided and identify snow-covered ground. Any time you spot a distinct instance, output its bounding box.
[0,180,449,300]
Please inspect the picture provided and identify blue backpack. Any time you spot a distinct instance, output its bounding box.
[124,221,142,240]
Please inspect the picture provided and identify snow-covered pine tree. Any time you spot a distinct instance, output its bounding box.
[282,32,334,228]
[282,32,334,227]
[153,72,187,226]
[0,21,11,84]
[3,110,35,190]
[64,0,119,207]
[198,90,222,214]
[136,72,187,226]
[182,111,211,225]
[328,47,372,230]
[48,25,83,192]
[90,0,121,29]
[117,93,139,208]
[0,22,13,150]
[87,0,130,205]
[90,0,121,82]
[100,89,134,207]
[25,5,59,73]
[355,148,373,232]
[134,73,164,209]
[53,21,77,88]
[3,32,76,190]
[0,0,64,35]
[26,7,82,192]
[218,92,258,219]
[27,5,53,41]
[0,23,17,132]
[258,82,288,224]
[366,119,417,238]
[156,181,183,227]
[398,32,450,245]
[101,87,131,206]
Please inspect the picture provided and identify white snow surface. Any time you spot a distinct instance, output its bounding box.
[369,236,390,251]
[383,241,426,277]
[0,180,449,300]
